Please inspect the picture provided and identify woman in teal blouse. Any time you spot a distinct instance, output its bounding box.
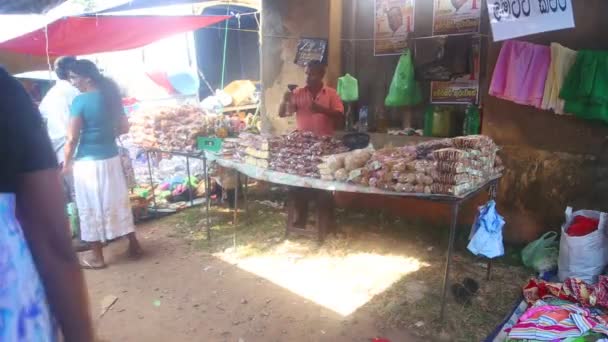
[64,60,142,269]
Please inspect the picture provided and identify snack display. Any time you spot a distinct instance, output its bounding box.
[129,105,207,151]
[269,131,349,177]
[342,135,503,196]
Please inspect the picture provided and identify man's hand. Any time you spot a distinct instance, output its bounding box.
[279,91,293,118]
[282,91,292,103]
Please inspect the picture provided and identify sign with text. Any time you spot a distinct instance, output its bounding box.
[374,0,415,56]
[433,0,481,35]
[431,38,480,104]
[488,0,575,41]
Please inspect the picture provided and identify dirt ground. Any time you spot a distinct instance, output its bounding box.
[86,222,417,342]
[85,188,532,342]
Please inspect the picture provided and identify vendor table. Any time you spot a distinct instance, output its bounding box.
[203,153,500,322]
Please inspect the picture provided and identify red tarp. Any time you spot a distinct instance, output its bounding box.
[0,15,230,56]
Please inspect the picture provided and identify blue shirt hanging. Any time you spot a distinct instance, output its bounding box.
[467,200,505,259]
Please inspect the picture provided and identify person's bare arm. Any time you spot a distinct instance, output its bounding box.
[117,114,130,135]
[17,169,94,342]
[63,116,82,174]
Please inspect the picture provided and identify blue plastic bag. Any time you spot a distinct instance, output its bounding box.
[467,200,505,259]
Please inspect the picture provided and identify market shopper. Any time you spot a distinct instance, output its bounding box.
[64,59,142,269]
[0,67,94,341]
[278,61,344,236]
[39,56,80,165]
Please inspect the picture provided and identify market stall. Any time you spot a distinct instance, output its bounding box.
[194,132,504,321]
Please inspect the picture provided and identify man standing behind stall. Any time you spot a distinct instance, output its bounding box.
[278,60,344,236]
[279,60,344,136]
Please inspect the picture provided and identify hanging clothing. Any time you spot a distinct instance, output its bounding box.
[560,50,608,124]
[415,35,473,81]
[73,156,135,243]
[541,43,577,115]
[467,200,505,259]
[490,40,551,108]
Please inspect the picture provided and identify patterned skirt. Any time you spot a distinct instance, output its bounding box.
[0,194,56,341]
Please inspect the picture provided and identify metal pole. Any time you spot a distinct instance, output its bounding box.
[243,176,249,224]
[233,170,239,251]
[146,150,158,218]
[186,156,194,207]
[440,202,460,322]
[203,155,211,242]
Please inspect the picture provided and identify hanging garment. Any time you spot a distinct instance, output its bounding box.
[415,35,473,81]
[541,43,578,115]
[337,74,359,102]
[489,40,551,108]
[467,200,505,259]
[560,50,608,124]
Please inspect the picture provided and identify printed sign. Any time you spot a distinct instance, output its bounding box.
[374,0,415,56]
[294,38,328,67]
[488,0,575,41]
[433,0,481,35]
[431,38,480,104]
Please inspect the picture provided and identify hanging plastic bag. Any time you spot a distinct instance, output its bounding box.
[521,231,559,273]
[558,207,608,283]
[467,200,505,259]
[337,73,359,102]
[385,51,422,107]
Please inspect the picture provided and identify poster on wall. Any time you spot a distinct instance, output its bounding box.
[374,0,415,56]
[488,0,574,41]
[433,0,482,35]
[430,38,480,104]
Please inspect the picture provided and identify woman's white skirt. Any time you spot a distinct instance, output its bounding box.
[73,156,135,243]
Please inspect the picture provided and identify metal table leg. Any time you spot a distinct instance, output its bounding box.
[146,150,158,218]
[233,169,239,251]
[440,202,460,322]
[203,156,211,242]
[186,156,194,207]
[243,176,249,225]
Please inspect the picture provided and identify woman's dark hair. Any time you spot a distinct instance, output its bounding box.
[54,56,77,80]
[70,59,124,120]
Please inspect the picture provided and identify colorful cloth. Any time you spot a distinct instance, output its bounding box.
[508,300,608,340]
[560,50,608,124]
[0,194,56,341]
[490,40,551,108]
[74,156,135,243]
[524,277,608,310]
[541,43,577,115]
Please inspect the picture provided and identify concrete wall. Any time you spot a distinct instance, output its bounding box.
[261,0,329,134]
[482,0,608,242]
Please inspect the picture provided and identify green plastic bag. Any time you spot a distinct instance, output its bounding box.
[521,231,559,273]
[385,50,422,107]
[337,73,359,102]
[463,105,480,135]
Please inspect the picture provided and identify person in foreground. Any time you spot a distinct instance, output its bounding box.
[0,67,94,341]
[64,59,142,269]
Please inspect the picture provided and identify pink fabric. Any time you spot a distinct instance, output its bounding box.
[489,40,551,108]
[290,85,344,136]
